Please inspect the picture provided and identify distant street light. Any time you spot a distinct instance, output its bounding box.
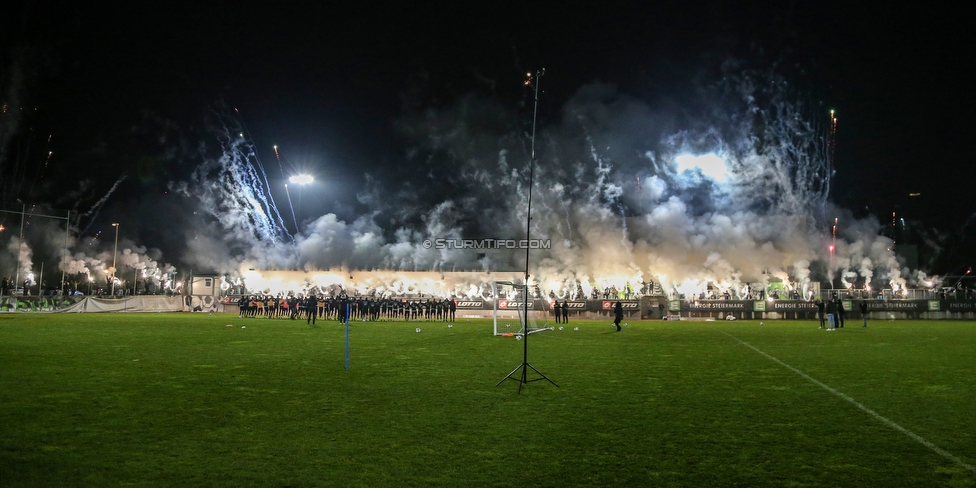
[110,223,119,297]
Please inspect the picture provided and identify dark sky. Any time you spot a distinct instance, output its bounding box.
[3,1,975,270]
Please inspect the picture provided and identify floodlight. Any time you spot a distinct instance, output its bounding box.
[289,174,313,185]
[675,153,729,182]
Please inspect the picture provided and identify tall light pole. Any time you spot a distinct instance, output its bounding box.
[288,174,313,232]
[497,68,556,393]
[110,223,119,297]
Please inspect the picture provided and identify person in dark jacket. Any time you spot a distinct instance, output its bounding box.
[815,299,826,328]
[613,301,624,332]
[859,300,868,328]
[837,298,846,328]
[826,298,838,330]
[561,301,570,324]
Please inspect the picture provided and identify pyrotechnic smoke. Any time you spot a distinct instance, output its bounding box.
[5,237,33,284]
[4,59,920,300]
[170,110,293,273]
[158,65,916,299]
[59,249,173,293]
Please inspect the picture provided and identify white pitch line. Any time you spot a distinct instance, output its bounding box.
[719,330,976,474]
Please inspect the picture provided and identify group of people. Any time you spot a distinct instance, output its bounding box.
[237,295,458,324]
[552,299,626,332]
[0,277,29,296]
[545,282,651,301]
[552,300,571,324]
[238,295,321,323]
[815,296,869,329]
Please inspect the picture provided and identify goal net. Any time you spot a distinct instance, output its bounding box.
[492,281,552,336]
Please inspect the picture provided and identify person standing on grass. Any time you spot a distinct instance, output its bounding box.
[562,300,570,324]
[554,301,562,324]
[338,296,348,323]
[815,298,826,328]
[306,295,317,325]
[290,296,301,320]
[837,298,846,328]
[826,297,837,329]
[860,300,868,328]
[613,301,624,332]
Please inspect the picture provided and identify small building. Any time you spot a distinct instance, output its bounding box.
[185,273,221,312]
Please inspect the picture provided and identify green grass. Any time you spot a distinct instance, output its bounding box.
[1,314,974,487]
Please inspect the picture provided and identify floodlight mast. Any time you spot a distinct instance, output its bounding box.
[525,69,543,329]
[2,205,73,298]
[497,68,557,393]
[15,203,25,297]
[522,69,540,365]
[110,223,119,297]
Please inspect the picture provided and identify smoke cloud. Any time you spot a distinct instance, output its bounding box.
[4,61,928,299]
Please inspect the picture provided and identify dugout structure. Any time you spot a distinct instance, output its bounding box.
[492,280,552,336]
[185,274,221,312]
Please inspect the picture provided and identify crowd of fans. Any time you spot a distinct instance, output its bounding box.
[237,295,458,323]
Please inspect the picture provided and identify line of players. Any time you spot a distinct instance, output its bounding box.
[237,295,458,323]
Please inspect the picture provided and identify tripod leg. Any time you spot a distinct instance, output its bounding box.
[525,363,559,387]
[496,364,526,386]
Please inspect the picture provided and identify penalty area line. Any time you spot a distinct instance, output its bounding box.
[718,330,976,474]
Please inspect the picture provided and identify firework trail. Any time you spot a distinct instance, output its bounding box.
[284,181,299,233]
[26,136,54,202]
[228,107,292,239]
[172,109,293,273]
[87,230,102,247]
[273,144,284,176]
[76,174,128,235]
[273,144,300,232]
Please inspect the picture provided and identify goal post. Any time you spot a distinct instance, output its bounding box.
[492,280,552,336]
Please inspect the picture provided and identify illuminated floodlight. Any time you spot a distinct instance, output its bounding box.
[289,174,313,185]
[675,153,728,182]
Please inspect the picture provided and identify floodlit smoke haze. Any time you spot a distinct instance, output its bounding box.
[139,73,916,298]
[3,2,972,298]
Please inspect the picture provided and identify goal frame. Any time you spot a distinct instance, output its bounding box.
[492,280,552,336]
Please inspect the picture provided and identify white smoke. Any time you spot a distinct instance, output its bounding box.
[165,68,917,300]
[11,63,917,300]
[58,237,174,293]
[7,237,33,285]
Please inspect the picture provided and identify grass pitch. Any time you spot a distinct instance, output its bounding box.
[1,313,974,487]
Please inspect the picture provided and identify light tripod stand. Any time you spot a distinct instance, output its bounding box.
[497,68,557,393]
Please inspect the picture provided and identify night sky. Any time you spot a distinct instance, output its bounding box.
[3,1,974,276]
